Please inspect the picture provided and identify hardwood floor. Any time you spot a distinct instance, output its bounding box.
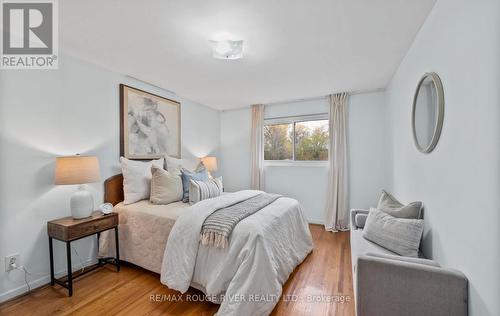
[0,225,354,316]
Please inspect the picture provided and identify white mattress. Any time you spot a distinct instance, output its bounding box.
[98,200,189,273]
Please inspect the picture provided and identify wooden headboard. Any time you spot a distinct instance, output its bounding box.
[104,174,124,205]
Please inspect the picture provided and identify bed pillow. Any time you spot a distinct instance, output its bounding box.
[164,155,201,173]
[363,208,424,257]
[180,167,208,202]
[377,190,422,219]
[189,177,223,204]
[120,157,164,205]
[150,166,183,205]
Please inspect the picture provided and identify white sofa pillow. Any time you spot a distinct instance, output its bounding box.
[120,157,164,204]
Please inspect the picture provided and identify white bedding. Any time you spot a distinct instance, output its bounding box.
[161,190,314,316]
[98,200,189,273]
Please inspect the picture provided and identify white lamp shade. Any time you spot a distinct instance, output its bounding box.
[201,156,218,171]
[55,156,101,185]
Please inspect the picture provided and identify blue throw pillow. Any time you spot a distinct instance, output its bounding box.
[180,167,208,202]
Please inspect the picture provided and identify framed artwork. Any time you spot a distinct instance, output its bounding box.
[120,84,181,159]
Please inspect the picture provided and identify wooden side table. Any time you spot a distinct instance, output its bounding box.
[47,211,119,296]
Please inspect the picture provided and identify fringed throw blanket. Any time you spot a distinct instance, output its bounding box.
[200,193,281,248]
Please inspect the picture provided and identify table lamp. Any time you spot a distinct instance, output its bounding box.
[55,155,101,219]
[201,156,218,179]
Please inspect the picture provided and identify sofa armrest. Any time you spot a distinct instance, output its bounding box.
[355,214,368,229]
[364,252,440,268]
[356,255,468,316]
[350,209,369,230]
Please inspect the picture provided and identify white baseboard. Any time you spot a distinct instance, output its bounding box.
[0,258,97,304]
[307,218,324,225]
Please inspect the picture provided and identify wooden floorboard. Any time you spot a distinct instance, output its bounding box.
[0,224,354,316]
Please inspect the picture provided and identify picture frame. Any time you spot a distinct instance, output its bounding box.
[120,84,181,159]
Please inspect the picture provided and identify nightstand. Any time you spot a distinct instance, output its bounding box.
[47,211,119,296]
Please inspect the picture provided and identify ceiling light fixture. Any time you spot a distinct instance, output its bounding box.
[210,39,243,60]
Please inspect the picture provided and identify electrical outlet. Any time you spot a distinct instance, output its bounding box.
[4,253,20,272]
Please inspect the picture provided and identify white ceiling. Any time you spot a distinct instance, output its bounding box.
[60,0,435,110]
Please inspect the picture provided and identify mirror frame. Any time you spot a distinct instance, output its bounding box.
[411,72,445,153]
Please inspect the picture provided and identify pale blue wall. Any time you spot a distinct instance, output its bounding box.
[0,54,220,301]
[220,91,390,223]
[386,0,500,314]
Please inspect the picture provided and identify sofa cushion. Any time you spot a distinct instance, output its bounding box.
[350,227,397,271]
[363,208,424,257]
[350,226,428,305]
[350,227,398,297]
[377,190,422,219]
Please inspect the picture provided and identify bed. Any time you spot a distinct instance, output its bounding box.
[99,174,313,316]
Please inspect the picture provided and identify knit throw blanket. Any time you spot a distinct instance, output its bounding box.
[200,193,282,249]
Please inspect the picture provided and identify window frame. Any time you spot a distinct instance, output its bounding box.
[263,114,329,166]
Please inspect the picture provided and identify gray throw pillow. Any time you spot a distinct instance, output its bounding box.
[377,190,422,219]
[363,208,424,257]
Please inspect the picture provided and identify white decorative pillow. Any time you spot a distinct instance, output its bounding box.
[189,177,223,204]
[164,155,201,173]
[120,157,164,205]
[150,167,183,205]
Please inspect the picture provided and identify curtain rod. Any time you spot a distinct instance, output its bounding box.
[263,87,385,107]
[264,112,329,121]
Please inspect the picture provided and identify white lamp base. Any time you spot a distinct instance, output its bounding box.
[70,185,94,219]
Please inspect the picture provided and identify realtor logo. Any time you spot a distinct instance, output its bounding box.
[1,0,58,69]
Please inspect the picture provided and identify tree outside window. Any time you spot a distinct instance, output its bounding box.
[264,118,329,161]
[264,123,293,160]
[294,120,328,160]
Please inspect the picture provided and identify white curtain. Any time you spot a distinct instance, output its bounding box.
[324,93,349,231]
[250,104,264,190]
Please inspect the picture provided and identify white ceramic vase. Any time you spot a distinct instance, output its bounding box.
[70,185,94,219]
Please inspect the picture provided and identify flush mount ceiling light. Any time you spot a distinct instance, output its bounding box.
[210,40,243,60]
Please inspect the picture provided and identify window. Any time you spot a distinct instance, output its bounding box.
[264,123,293,160]
[294,119,329,160]
[264,115,329,162]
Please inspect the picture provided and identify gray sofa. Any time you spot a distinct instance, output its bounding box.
[350,209,468,316]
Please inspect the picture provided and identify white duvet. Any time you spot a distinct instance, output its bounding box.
[161,190,313,316]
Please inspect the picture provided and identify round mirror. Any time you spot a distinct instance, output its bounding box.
[412,72,444,153]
